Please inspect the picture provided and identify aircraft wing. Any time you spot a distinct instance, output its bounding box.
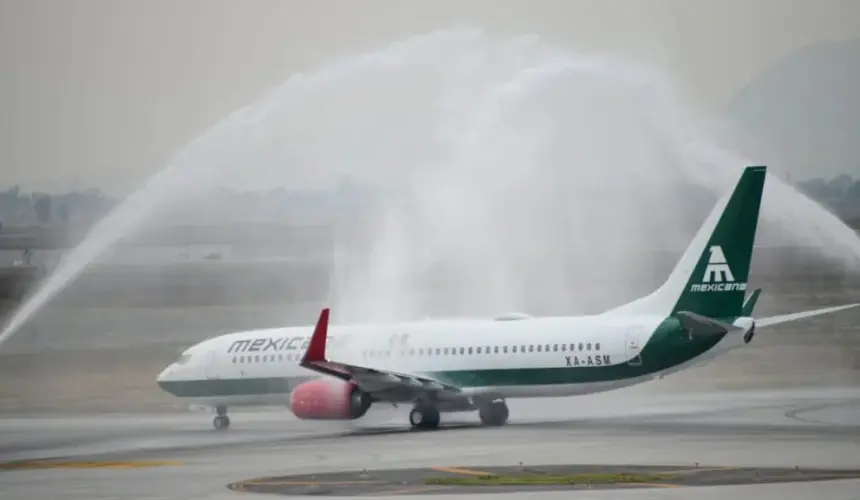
[299,309,463,396]
[755,303,860,328]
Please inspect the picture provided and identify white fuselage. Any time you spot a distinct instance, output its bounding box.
[156,312,746,408]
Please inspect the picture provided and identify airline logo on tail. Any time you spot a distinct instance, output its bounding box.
[690,245,747,293]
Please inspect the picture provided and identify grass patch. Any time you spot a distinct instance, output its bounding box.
[424,472,677,486]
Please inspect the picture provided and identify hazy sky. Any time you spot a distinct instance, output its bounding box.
[2,0,859,194]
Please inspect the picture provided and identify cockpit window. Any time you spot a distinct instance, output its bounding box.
[175,353,192,365]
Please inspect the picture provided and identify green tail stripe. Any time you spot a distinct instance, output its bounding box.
[671,166,766,319]
[741,288,762,316]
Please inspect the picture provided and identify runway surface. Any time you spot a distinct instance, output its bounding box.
[2,387,859,499]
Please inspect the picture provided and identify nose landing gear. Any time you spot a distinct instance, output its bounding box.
[213,404,230,430]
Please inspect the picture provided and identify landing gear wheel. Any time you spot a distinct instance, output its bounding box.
[213,415,230,430]
[479,401,509,426]
[213,404,230,431]
[409,404,440,430]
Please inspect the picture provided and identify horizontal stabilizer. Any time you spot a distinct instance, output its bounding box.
[756,303,860,328]
[676,311,742,336]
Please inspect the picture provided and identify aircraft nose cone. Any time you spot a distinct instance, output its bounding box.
[156,366,174,391]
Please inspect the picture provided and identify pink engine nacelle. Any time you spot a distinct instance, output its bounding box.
[289,378,373,420]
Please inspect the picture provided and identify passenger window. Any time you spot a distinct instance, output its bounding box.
[512,346,517,353]
[476,347,482,354]
[468,347,473,355]
[537,345,542,352]
[595,343,601,351]
[494,346,499,354]
[528,345,534,352]
[561,344,567,352]
[587,343,592,351]
[409,349,415,356]
[503,346,509,353]
[459,347,465,355]
[578,343,584,351]
[255,355,260,363]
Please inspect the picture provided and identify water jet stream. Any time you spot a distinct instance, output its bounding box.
[3,28,859,348]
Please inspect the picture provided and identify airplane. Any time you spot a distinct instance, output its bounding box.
[156,165,860,431]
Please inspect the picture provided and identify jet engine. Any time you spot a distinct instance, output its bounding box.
[289,378,372,420]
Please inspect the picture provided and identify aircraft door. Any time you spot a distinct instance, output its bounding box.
[625,329,643,367]
[203,349,219,380]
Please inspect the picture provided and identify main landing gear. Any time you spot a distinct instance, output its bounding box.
[478,400,509,427]
[213,404,230,431]
[409,403,441,429]
[408,399,510,430]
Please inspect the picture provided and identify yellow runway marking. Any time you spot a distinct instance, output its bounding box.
[627,482,684,488]
[0,460,184,470]
[378,485,452,496]
[431,466,497,477]
[242,478,384,486]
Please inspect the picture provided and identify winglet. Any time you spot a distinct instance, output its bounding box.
[300,308,330,365]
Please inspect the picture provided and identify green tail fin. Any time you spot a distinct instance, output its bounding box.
[741,288,762,316]
[603,165,767,319]
[670,166,767,318]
